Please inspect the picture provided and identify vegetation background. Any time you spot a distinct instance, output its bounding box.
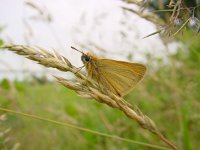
[0,0,200,150]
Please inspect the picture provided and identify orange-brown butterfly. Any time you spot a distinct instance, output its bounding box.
[71,46,146,97]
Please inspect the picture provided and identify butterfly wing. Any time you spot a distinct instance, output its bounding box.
[95,59,146,96]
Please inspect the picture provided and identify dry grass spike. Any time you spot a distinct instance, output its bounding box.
[0,44,177,150]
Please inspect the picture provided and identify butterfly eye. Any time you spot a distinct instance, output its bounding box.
[85,55,90,61]
[81,55,91,63]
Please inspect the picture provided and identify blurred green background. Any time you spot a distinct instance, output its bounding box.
[0,0,200,150]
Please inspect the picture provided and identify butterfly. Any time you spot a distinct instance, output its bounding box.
[71,46,146,97]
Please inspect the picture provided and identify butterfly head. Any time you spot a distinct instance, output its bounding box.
[71,46,92,64]
[81,54,91,64]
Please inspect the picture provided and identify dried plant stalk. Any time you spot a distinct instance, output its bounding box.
[0,44,177,150]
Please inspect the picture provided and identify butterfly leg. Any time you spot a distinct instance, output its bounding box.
[74,65,85,74]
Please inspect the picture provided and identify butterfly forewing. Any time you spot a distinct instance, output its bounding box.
[96,59,146,96]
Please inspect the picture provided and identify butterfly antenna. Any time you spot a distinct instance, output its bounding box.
[71,46,84,54]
